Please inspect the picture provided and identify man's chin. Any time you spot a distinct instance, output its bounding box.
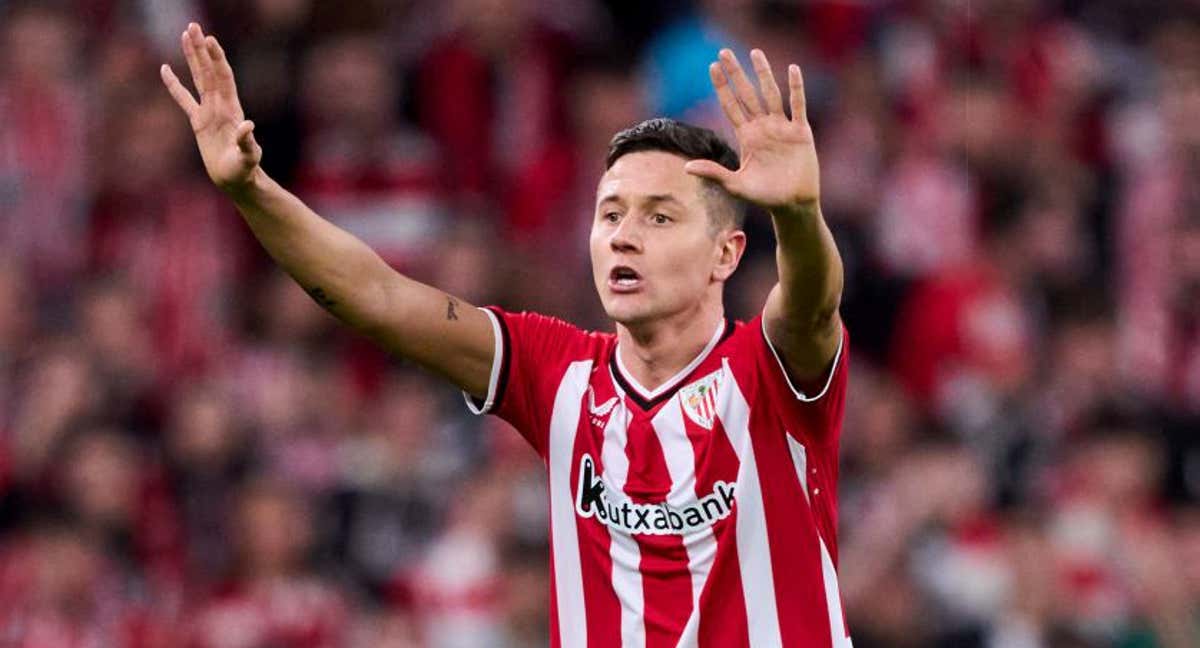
[602,300,658,328]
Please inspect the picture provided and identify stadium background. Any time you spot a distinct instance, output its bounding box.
[1,0,1198,646]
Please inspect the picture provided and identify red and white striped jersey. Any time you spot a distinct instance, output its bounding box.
[466,308,853,648]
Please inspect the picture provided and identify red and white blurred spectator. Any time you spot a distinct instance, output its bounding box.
[1111,23,1200,410]
[406,475,511,648]
[1046,410,1171,633]
[87,89,246,383]
[0,4,89,292]
[416,0,574,218]
[296,34,445,270]
[0,520,172,647]
[185,479,348,648]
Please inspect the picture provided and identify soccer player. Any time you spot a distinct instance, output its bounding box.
[162,22,850,648]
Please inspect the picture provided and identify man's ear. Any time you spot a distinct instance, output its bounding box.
[713,229,746,282]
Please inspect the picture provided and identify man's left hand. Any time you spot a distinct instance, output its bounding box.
[686,49,819,215]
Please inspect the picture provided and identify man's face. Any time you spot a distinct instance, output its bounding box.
[590,151,738,326]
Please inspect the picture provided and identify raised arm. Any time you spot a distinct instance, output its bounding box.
[160,23,495,396]
[685,49,843,384]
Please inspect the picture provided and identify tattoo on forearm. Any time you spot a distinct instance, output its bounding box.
[446,297,460,321]
[305,286,338,310]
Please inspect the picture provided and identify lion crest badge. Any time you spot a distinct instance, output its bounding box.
[679,369,723,430]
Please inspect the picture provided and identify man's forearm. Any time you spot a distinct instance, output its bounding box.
[221,167,495,396]
[771,201,844,330]
[226,167,395,329]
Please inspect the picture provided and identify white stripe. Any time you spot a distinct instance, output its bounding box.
[786,435,809,504]
[652,400,698,506]
[674,528,718,648]
[651,400,716,648]
[462,307,504,415]
[761,317,845,402]
[615,319,724,400]
[820,538,854,648]
[717,360,747,461]
[549,361,594,648]
[601,403,645,648]
[722,368,783,647]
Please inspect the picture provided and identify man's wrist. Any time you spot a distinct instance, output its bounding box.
[223,165,270,204]
[770,199,821,221]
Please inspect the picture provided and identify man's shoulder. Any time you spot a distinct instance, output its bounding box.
[713,314,767,358]
[488,307,616,360]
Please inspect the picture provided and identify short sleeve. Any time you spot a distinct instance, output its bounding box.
[462,307,593,456]
[754,316,850,446]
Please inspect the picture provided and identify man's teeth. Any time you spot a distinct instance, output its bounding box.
[616,277,638,286]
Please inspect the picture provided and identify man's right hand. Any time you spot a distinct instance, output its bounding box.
[161,23,262,193]
[157,23,497,403]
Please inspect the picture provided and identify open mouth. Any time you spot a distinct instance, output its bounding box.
[608,266,643,292]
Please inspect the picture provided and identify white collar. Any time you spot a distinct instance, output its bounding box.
[613,318,725,401]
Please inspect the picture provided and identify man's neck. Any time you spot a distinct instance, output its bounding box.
[615,302,725,394]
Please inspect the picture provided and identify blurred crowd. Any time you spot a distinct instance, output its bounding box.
[0,0,1198,646]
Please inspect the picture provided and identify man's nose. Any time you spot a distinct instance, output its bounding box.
[610,215,642,253]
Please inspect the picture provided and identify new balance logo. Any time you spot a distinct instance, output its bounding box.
[574,454,736,536]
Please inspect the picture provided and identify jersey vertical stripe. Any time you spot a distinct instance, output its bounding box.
[697,416,751,648]
[753,402,833,647]
[721,365,784,646]
[579,403,622,648]
[600,401,645,648]
[624,409,692,647]
[650,399,716,648]
[548,361,592,648]
[662,400,715,648]
[820,538,853,648]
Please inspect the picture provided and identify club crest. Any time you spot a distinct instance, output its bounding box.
[680,369,723,429]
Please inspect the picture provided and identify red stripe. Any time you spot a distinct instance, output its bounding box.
[749,402,832,647]
[570,402,621,648]
[638,536,693,648]
[697,519,748,648]
[696,415,749,647]
[624,411,691,647]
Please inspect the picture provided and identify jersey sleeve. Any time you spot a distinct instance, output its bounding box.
[751,314,850,447]
[462,306,591,457]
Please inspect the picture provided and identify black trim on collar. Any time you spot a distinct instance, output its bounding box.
[720,318,735,344]
[610,318,732,411]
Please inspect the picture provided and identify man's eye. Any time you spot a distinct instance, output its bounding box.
[652,213,671,224]
[603,211,621,223]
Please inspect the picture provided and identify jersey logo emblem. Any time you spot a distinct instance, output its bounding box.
[575,454,736,536]
[588,386,619,428]
[680,369,722,429]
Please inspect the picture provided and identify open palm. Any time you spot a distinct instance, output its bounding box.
[685,49,819,212]
[160,23,261,192]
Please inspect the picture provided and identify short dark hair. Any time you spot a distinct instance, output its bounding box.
[606,118,745,231]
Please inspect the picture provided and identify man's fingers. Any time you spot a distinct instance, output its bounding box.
[180,28,207,95]
[718,49,763,117]
[709,62,747,127]
[235,120,254,152]
[160,64,199,118]
[187,23,216,94]
[750,49,784,115]
[235,120,257,154]
[206,35,235,86]
[684,159,737,187]
[788,64,807,123]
